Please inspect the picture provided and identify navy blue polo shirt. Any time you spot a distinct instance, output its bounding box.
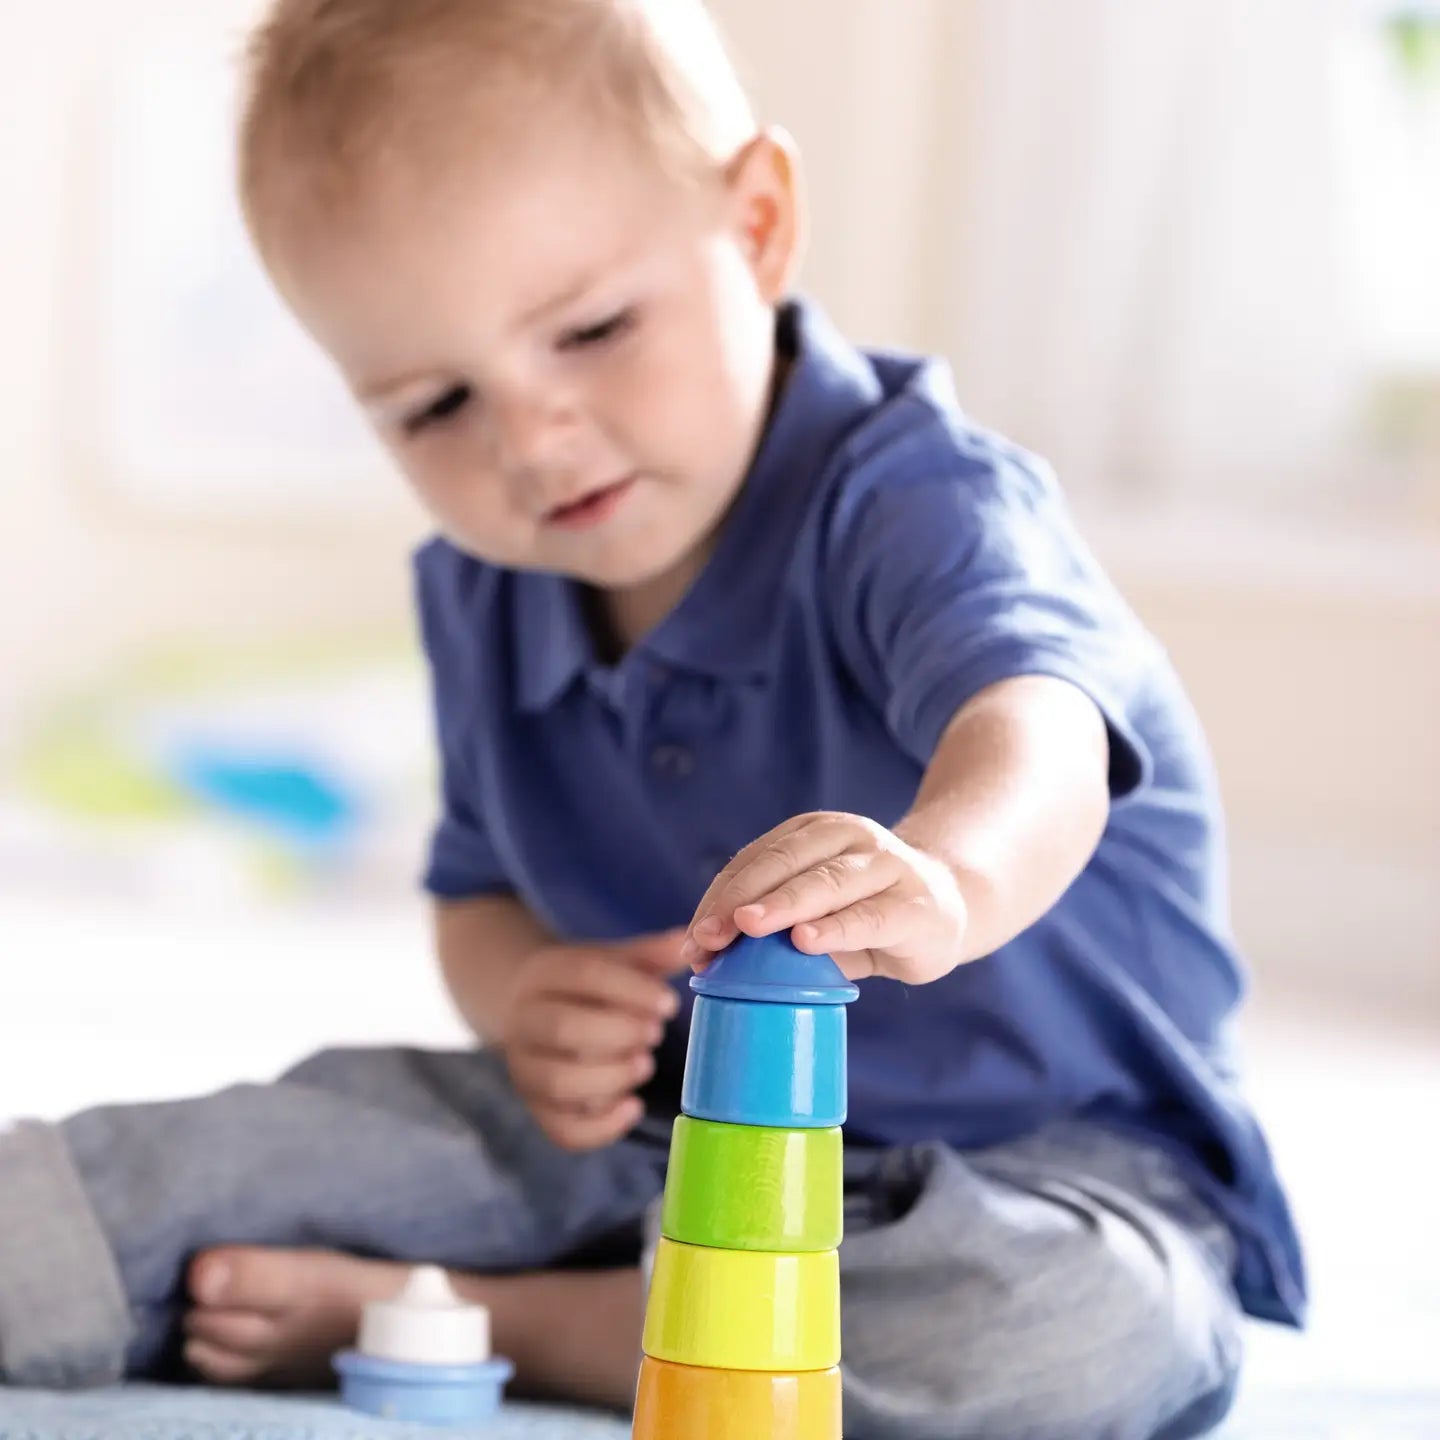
[415,299,1305,1326]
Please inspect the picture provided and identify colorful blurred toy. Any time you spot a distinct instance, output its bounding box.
[633,933,858,1440]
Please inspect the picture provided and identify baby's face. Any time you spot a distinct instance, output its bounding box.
[269,116,783,594]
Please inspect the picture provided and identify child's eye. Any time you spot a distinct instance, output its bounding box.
[560,308,635,351]
[404,384,472,436]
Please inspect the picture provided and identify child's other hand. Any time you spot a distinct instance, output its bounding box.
[501,931,686,1151]
[682,813,967,985]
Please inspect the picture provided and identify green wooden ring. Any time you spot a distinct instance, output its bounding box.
[661,1117,842,1252]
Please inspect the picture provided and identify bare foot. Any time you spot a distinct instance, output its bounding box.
[185,1246,646,1410]
[184,1246,409,1387]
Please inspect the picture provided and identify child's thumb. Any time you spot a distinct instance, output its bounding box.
[627,928,692,973]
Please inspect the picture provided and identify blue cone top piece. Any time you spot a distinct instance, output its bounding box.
[689,932,859,1006]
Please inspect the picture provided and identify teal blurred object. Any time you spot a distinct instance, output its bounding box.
[168,745,361,847]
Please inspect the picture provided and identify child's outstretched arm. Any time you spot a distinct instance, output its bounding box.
[681,674,1109,984]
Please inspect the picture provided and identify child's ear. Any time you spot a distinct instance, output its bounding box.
[724,127,807,304]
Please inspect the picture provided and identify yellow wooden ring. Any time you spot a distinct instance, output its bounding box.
[642,1238,839,1372]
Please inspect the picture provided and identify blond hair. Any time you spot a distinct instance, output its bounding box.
[238,0,756,246]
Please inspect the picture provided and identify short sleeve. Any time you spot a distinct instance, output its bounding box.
[413,547,514,899]
[826,430,1154,799]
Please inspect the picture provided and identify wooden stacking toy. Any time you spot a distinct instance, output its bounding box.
[633,933,858,1440]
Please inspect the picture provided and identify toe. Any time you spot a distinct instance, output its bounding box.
[190,1246,316,1313]
[188,1250,236,1308]
[183,1306,279,1357]
[184,1337,265,1386]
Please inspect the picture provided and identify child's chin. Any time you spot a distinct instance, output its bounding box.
[582,559,668,592]
[579,539,703,592]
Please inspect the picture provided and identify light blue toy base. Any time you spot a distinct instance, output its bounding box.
[681,993,848,1127]
[334,1351,514,1425]
[690,933,859,1005]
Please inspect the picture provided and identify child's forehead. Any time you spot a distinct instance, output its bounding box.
[329,100,704,248]
[263,120,710,378]
[374,125,706,289]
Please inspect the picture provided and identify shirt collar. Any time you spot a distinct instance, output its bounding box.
[513,297,884,712]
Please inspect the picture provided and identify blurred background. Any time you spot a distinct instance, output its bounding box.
[2,0,1437,1413]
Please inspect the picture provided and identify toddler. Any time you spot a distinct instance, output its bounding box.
[0,3,1303,1436]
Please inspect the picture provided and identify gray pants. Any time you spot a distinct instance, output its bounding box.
[0,1048,1243,1440]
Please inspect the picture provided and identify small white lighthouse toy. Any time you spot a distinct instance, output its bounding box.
[334,1265,514,1424]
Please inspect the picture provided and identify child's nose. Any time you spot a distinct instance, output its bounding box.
[491,392,584,485]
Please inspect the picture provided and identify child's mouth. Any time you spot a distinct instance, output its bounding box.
[545,476,637,531]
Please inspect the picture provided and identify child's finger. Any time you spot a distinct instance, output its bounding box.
[828,949,882,981]
[620,929,693,974]
[687,814,828,934]
[686,814,856,952]
[533,1094,644,1152]
[511,996,664,1061]
[510,1048,654,1110]
[732,849,901,938]
[790,886,907,957]
[539,951,681,1021]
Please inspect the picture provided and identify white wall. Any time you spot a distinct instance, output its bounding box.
[0,0,427,754]
[1089,519,1440,1015]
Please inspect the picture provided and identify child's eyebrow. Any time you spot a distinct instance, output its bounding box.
[514,267,606,331]
[515,231,656,333]
[354,253,636,402]
[355,371,445,407]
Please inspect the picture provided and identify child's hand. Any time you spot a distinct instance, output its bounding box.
[500,931,686,1151]
[682,813,968,984]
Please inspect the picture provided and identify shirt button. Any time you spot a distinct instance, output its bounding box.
[650,743,695,780]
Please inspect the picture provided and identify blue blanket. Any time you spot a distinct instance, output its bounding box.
[0,1387,629,1439]
[3,1384,1440,1438]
